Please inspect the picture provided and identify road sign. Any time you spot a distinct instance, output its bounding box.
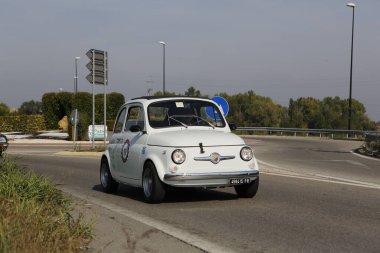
[86,49,108,85]
[211,96,229,117]
[70,110,80,125]
[86,50,105,62]
[88,125,108,141]
[86,74,106,85]
[206,96,229,120]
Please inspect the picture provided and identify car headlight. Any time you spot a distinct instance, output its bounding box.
[240,146,253,161]
[172,149,186,164]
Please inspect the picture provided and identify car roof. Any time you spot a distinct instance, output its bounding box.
[131,96,209,101]
[128,96,213,105]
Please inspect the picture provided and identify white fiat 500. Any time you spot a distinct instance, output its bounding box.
[100,96,259,203]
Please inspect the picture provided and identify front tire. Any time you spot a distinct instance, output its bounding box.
[142,161,166,203]
[234,177,259,198]
[100,159,119,193]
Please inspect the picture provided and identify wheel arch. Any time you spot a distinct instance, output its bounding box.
[142,154,166,182]
[101,151,115,176]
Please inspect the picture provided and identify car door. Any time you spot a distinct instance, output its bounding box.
[116,104,147,184]
[108,106,127,178]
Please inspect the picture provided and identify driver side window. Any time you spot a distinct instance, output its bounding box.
[113,107,127,133]
[124,106,145,132]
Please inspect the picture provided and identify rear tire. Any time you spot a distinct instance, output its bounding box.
[100,159,119,193]
[142,161,166,203]
[234,177,259,198]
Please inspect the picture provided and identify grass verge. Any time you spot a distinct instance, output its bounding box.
[0,158,92,253]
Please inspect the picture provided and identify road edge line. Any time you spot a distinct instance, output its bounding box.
[60,187,236,253]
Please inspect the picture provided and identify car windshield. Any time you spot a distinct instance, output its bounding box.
[148,100,226,128]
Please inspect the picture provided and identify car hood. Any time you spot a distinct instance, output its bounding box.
[147,129,245,147]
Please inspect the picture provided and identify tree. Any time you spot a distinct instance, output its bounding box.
[288,97,321,128]
[185,86,202,97]
[95,92,125,124]
[18,100,42,115]
[153,91,178,97]
[219,90,282,127]
[0,103,10,116]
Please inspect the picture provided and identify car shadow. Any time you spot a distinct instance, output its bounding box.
[92,184,238,203]
[309,148,352,154]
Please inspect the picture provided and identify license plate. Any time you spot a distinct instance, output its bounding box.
[230,178,250,185]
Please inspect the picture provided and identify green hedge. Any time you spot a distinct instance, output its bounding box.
[30,91,125,140]
[41,92,73,129]
[0,115,46,132]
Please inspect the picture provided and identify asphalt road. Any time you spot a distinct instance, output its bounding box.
[6,137,380,253]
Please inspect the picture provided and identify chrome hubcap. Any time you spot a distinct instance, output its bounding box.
[101,164,108,187]
[143,169,153,197]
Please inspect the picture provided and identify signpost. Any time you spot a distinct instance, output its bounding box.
[86,49,108,149]
[70,109,80,149]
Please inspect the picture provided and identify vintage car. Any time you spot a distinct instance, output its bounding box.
[100,96,259,203]
[0,134,8,157]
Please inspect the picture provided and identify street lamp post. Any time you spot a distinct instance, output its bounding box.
[73,56,80,149]
[347,3,355,132]
[159,41,166,95]
[74,56,80,94]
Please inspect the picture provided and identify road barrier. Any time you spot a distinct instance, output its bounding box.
[236,127,379,139]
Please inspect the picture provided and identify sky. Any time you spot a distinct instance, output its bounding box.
[0,0,379,121]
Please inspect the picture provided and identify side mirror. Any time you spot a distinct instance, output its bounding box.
[228,123,237,131]
[129,125,142,132]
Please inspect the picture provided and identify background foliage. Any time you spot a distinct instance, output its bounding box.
[0,87,377,136]
[0,115,46,133]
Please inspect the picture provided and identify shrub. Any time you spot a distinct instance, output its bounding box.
[0,115,46,133]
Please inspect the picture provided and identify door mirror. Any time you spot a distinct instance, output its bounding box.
[229,123,237,131]
[129,125,142,132]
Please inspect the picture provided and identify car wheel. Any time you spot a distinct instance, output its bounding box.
[142,161,166,203]
[100,159,119,193]
[234,177,259,198]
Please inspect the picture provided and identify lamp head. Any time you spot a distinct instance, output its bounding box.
[346,3,356,8]
[159,41,166,45]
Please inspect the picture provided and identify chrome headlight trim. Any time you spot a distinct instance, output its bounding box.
[240,146,253,161]
[171,149,186,164]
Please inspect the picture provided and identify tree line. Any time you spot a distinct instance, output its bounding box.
[155,87,377,131]
[0,87,377,132]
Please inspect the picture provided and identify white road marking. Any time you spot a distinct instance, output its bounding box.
[61,187,236,253]
[351,150,380,161]
[258,159,380,190]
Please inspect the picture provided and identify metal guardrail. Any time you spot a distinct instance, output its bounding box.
[236,127,379,139]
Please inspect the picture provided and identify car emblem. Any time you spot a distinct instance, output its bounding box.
[121,139,130,163]
[210,153,221,164]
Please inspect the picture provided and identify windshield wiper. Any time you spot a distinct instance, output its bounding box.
[168,116,188,128]
[193,116,215,129]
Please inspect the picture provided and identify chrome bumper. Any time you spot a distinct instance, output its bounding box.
[163,170,259,181]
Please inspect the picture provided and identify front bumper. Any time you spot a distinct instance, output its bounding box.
[163,170,259,187]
